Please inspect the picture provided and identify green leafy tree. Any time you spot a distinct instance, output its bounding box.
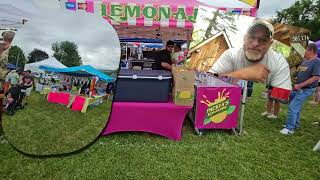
[274,0,320,40]
[27,48,49,63]
[52,41,82,67]
[8,45,27,68]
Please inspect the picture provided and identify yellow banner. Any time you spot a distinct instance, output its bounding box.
[239,0,257,7]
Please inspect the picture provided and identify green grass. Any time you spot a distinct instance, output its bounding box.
[2,93,111,155]
[0,84,319,179]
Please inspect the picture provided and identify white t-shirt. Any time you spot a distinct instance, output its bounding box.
[209,48,292,90]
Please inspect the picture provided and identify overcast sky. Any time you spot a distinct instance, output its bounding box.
[257,0,297,18]
[11,5,121,70]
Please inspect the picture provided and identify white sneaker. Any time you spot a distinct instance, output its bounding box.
[280,128,294,135]
[261,111,270,116]
[282,124,300,130]
[267,114,278,119]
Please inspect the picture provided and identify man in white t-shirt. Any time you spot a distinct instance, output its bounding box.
[209,19,292,91]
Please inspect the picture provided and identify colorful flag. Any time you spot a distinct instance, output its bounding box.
[78,3,87,10]
[239,0,257,7]
[65,2,76,10]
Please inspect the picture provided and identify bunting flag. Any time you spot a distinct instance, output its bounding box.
[77,2,87,10]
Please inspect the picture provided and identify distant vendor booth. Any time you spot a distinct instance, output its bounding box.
[39,65,113,113]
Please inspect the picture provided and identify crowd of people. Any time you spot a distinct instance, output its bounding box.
[2,70,34,115]
[35,73,115,100]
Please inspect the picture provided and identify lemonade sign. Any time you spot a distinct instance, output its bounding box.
[201,89,236,125]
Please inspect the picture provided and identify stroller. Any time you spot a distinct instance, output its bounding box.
[4,84,26,115]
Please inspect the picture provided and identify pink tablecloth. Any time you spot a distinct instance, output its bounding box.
[102,101,192,141]
[47,92,59,103]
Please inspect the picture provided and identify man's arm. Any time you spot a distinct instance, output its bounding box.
[294,60,320,90]
[161,62,172,70]
[222,64,270,83]
[209,49,270,83]
[294,76,320,90]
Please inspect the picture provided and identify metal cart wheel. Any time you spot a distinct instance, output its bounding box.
[195,128,204,136]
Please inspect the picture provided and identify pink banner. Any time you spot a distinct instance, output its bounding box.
[65,0,257,28]
[47,92,60,104]
[59,92,71,106]
[71,96,86,111]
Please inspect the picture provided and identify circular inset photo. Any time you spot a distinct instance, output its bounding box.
[1,2,120,156]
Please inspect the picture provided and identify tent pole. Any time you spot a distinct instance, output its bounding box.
[126,43,128,59]
[16,51,20,67]
[239,80,248,134]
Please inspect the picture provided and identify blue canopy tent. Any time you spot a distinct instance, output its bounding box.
[141,43,163,49]
[39,65,113,82]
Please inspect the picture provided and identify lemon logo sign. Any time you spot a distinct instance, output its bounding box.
[201,89,236,125]
[177,91,193,99]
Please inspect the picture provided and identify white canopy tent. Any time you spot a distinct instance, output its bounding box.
[24,57,67,73]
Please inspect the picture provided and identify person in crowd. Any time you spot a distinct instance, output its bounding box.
[0,31,15,125]
[0,31,15,82]
[6,70,20,86]
[155,40,175,71]
[96,82,106,96]
[261,85,281,119]
[120,55,128,69]
[280,43,320,135]
[208,19,292,93]
[171,43,184,65]
[310,79,320,105]
[20,70,34,105]
[105,81,114,101]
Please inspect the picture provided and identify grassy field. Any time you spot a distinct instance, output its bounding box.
[0,84,319,179]
[2,93,111,156]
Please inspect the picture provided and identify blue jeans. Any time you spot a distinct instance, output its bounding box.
[285,88,316,130]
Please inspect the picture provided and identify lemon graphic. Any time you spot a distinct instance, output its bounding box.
[210,110,228,123]
[178,91,192,99]
[202,89,236,125]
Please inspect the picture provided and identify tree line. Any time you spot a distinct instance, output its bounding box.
[8,41,82,69]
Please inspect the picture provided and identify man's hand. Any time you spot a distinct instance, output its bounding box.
[161,62,172,70]
[224,63,270,83]
[294,84,302,90]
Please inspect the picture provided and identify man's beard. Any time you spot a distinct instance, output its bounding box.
[244,49,263,62]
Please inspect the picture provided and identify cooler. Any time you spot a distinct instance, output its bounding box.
[114,69,172,102]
